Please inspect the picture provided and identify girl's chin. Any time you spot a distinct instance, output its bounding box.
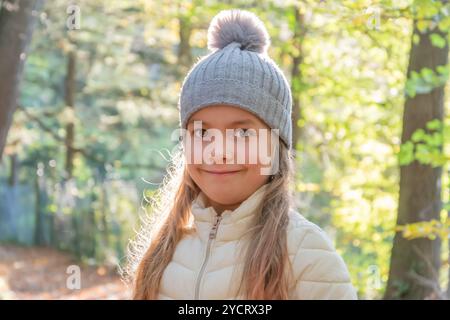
[203,194,245,210]
[202,185,245,198]
[198,169,249,183]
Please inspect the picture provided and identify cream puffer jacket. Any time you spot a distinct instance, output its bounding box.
[157,184,357,300]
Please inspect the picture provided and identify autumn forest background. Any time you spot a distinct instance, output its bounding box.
[1,0,450,299]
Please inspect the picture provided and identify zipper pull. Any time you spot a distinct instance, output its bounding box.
[209,215,222,239]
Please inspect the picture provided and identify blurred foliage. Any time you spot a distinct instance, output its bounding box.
[2,0,450,299]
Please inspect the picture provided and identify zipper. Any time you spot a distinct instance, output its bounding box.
[194,213,223,299]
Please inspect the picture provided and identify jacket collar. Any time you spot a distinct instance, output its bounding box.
[191,183,269,243]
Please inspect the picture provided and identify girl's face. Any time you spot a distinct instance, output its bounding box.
[184,104,275,213]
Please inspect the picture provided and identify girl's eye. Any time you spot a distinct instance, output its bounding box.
[194,128,208,139]
[234,128,254,138]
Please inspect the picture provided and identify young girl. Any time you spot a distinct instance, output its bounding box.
[126,9,357,300]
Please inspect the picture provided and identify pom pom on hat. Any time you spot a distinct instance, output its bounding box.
[207,9,270,54]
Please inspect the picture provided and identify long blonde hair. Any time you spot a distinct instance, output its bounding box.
[124,140,295,299]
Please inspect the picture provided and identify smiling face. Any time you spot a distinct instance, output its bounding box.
[184,104,276,214]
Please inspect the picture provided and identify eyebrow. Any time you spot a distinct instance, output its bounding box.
[187,118,256,126]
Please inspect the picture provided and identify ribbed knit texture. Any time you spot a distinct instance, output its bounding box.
[177,10,293,149]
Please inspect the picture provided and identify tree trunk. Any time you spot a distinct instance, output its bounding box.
[8,153,18,186]
[0,0,42,160]
[34,162,45,245]
[290,6,305,155]
[384,21,448,299]
[64,51,76,178]
[447,167,450,299]
[177,15,192,67]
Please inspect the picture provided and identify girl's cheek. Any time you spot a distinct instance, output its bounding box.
[242,140,256,165]
[251,133,276,176]
[236,135,272,167]
[183,138,205,165]
[233,135,259,165]
[234,140,246,164]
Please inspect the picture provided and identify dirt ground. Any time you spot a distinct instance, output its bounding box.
[0,244,130,299]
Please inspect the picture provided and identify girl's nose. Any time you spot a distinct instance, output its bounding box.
[208,134,235,164]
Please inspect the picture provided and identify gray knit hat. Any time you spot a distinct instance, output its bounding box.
[178,9,293,149]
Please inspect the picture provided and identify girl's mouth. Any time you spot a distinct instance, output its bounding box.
[201,169,242,176]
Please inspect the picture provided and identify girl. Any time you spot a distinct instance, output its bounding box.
[126,9,357,300]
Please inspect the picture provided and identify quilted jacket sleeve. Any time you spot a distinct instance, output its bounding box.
[291,225,357,300]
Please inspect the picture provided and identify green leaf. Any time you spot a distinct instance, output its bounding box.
[426,119,442,130]
[436,65,449,76]
[405,79,417,98]
[411,128,425,142]
[417,20,429,32]
[438,16,450,31]
[430,33,446,48]
[415,144,432,164]
[420,67,435,82]
[414,81,433,94]
[398,141,415,166]
[424,132,443,147]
